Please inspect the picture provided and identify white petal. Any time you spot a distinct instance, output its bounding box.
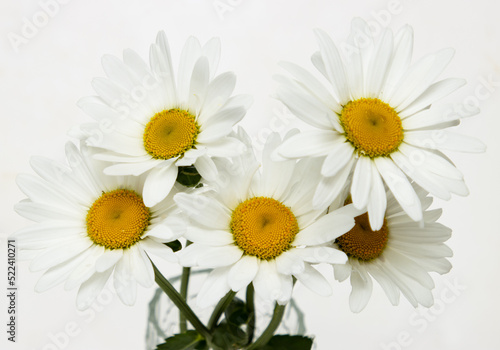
[275,251,305,275]
[95,249,123,273]
[365,29,393,97]
[174,193,230,230]
[349,269,373,313]
[129,244,154,288]
[197,266,231,308]
[313,157,355,210]
[314,29,350,104]
[204,137,247,157]
[76,268,113,310]
[294,211,355,246]
[188,56,209,112]
[228,255,259,291]
[197,245,243,268]
[199,72,236,122]
[366,163,387,231]
[104,159,161,176]
[333,263,352,282]
[194,155,218,181]
[404,131,486,153]
[279,61,340,112]
[374,157,422,222]
[30,238,93,272]
[321,142,355,177]
[293,246,347,265]
[351,156,372,210]
[275,83,337,129]
[35,248,97,292]
[185,226,234,246]
[278,130,340,158]
[295,264,332,296]
[140,238,177,263]
[113,251,137,306]
[399,78,466,118]
[142,162,177,207]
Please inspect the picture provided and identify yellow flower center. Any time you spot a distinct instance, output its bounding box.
[230,197,299,260]
[143,108,200,160]
[339,98,403,157]
[86,189,151,250]
[335,212,388,261]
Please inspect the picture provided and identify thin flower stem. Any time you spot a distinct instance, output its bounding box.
[179,266,191,333]
[245,283,256,345]
[152,262,211,341]
[207,290,237,331]
[246,303,286,350]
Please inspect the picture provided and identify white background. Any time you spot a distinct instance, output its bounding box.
[1,0,500,349]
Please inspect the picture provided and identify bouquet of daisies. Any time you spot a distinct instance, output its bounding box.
[13,18,484,350]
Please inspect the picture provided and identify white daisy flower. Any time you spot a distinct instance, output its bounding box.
[275,18,485,230]
[331,186,452,312]
[76,31,251,207]
[174,130,360,308]
[13,142,183,310]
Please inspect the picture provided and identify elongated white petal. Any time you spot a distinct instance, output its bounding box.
[76,268,113,310]
[143,163,177,207]
[197,267,231,308]
[228,255,259,291]
[351,156,372,209]
[295,264,332,296]
[366,160,387,230]
[197,245,243,268]
[314,29,350,104]
[374,157,422,222]
[175,193,230,230]
[294,212,355,246]
[349,269,373,313]
[404,131,486,153]
[185,227,234,246]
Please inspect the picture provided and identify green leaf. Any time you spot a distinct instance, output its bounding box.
[257,335,314,350]
[212,322,248,349]
[176,166,202,187]
[164,240,182,252]
[156,331,207,350]
[224,297,251,326]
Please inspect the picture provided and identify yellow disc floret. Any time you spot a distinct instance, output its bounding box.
[143,108,199,160]
[230,197,299,260]
[335,212,389,261]
[86,189,151,250]
[339,98,404,157]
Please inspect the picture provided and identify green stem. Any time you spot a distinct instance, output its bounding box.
[179,266,191,333]
[246,303,286,350]
[152,262,211,341]
[245,283,256,345]
[207,290,237,331]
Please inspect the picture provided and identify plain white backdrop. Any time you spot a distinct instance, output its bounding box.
[1,0,499,349]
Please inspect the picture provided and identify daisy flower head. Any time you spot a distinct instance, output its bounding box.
[174,129,361,308]
[331,185,452,313]
[76,31,251,207]
[276,18,485,230]
[13,143,184,310]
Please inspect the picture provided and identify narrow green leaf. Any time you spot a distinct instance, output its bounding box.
[257,335,314,350]
[224,297,250,326]
[156,330,207,350]
[212,322,248,349]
